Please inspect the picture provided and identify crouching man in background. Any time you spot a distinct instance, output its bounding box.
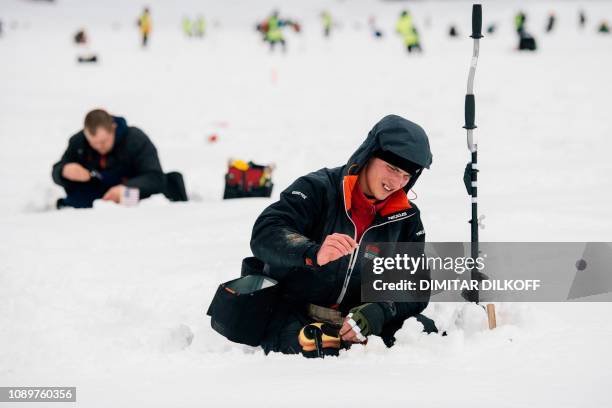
[52,109,185,209]
[250,114,436,357]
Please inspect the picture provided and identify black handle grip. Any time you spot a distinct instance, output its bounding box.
[464,94,476,130]
[471,4,483,39]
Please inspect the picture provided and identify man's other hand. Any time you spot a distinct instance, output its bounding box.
[340,316,367,344]
[62,163,91,182]
[340,303,386,343]
[316,233,358,266]
[102,185,125,203]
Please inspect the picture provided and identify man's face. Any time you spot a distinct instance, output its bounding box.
[362,157,412,200]
[84,125,115,155]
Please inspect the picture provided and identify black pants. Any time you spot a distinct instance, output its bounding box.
[58,180,110,209]
[260,302,439,355]
[407,43,422,53]
[269,39,286,52]
[260,305,312,355]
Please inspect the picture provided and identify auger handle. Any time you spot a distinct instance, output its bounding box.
[464,94,476,130]
[471,4,483,39]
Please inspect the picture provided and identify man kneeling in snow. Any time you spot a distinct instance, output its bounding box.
[52,109,166,208]
[251,114,435,357]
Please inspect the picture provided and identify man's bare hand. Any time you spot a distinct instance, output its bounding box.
[62,163,91,182]
[339,317,367,343]
[316,233,358,266]
[102,185,125,203]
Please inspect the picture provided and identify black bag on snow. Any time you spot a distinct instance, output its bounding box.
[223,161,274,199]
[163,171,188,202]
[206,257,279,347]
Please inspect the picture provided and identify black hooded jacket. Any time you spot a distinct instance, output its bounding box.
[250,115,433,325]
[52,116,165,198]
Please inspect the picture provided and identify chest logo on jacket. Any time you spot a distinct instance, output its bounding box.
[386,211,408,221]
[291,190,307,200]
[364,245,381,260]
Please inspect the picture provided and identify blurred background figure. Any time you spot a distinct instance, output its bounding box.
[579,9,587,29]
[52,109,168,209]
[195,15,206,38]
[515,11,537,51]
[598,20,610,34]
[515,10,526,34]
[448,24,459,38]
[486,23,497,35]
[182,16,205,38]
[368,15,383,38]
[73,28,97,63]
[259,10,286,52]
[545,12,556,33]
[321,10,332,38]
[138,7,152,47]
[73,28,87,44]
[396,10,421,53]
[182,16,193,37]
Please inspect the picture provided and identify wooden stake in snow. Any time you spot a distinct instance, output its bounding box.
[487,304,497,330]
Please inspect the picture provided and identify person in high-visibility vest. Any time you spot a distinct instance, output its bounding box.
[138,7,152,47]
[321,11,332,38]
[514,11,526,34]
[396,10,422,53]
[182,17,193,37]
[265,11,286,52]
[195,16,206,38]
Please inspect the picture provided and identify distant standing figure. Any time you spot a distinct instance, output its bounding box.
[195,16,206,37]
[545,12,556,33]
[396,10,421,53]
[321,11,332,38]
[265,11,286,52]
[448,25,459,37]
[182,17,193,37]
[579,10,587,29]
[598,20,610,34]
[139,7,152,47]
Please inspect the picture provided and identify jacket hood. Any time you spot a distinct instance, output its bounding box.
[113,116,128,140]
[345,114,433,192]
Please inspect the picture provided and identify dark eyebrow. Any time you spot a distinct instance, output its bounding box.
[387,163,410,177]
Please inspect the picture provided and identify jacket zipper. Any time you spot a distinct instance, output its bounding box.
[335,213,415,304]
[341,181,358,290]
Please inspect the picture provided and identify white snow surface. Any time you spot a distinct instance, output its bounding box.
[1,0,611,407]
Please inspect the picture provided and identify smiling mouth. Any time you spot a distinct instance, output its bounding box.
[382,183,393,192]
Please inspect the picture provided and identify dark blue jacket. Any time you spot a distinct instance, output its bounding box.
[52,117,165,198]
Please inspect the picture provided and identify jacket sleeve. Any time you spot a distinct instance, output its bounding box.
[123,129,165,197]
[250,175,326,268]
[51,135,80,187]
